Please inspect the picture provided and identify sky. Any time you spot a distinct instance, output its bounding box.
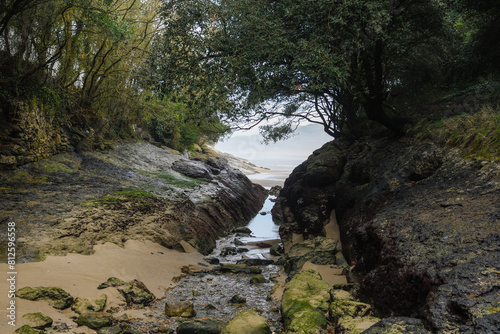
[215,124,333,171]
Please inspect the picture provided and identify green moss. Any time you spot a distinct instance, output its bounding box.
[15,325,39,334]
[12,170,47,184]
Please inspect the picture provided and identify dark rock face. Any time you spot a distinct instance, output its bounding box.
[273,137,500,333]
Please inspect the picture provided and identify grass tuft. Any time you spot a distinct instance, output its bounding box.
[413,106,500,159]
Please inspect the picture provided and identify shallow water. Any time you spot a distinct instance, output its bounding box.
[162,194,285,332]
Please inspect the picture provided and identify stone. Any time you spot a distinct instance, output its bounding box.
[204,257,220,264]
[15,325,39,334]
[337,316,381,334]
[98,277,127,289]
[117,279,155,306]
[98,327,123,334]
[16,286,74,309]
[0,155,17,169]
[221,309,271,334]
[250,274,267,284]
[22,312,53,329]
[232,227,252,234]
[284,236,338,275]
[71,295,107,314]
[269,243,284,256]
[229,294,246,304]
[76,312,113,330]
[214,264,262,274]
[362,317,431,333]
[236,258,274,266]
[172,159,213,180]
[329,300,372,320]
[281,269,331,333]
[176,318,227,334]
[165,300,196,318]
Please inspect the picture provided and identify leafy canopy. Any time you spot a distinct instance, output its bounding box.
[152,0,448,140]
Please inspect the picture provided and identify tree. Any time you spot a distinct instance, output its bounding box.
[153,0,447,140]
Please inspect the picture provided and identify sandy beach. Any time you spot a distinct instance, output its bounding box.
[1,240,209,333]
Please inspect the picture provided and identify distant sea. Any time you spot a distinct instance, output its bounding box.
[215,124,332,186]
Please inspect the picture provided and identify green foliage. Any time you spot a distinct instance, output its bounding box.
[153,0,449,138]
[415,106,500,159]
[141,171,205,188]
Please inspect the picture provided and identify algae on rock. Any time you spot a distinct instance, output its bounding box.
[281,269,331,333]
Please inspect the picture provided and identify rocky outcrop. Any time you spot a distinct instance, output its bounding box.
[273,137,500,333]
[16,286,74,309]
[0,142,267,260]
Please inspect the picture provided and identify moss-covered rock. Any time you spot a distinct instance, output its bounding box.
[165,300,196,318]
[281,269,331,333]
[117,279,155,307]
[76,312,113,330]
[98,277,127,289]
[176,318,227,334]
[284,237,338,275]
[337,316,381,334]
[250,274,266,284]
[214,263,262,274]
[361,317,431,333]
[22,312,53,329]
[221,309,271,334]
[329,300,372,320]
[16,286,74,309]
[15,325,39,334]
[71,295,107,314]
[98,326,123,334]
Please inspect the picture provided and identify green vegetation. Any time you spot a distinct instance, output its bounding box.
[1,0,498,150]
[414,106,500,159]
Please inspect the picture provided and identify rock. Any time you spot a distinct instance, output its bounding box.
[15,325,39,334]
[329,300,372,321]
[338,316,381,333]
[269,185,282,196]
[236,258,274,266]
[269,243,284,256]
[22,312,53,329]
[0,155,17,169]
[220,247,249,256]
[221,309,271,334]
[229,294,247,304]
[281,269,331,333]
[117,279,155,306]
[71,295,107,314]
[233,238,245,246]
[255,241,272,248]
[362,317,431,333]
[98,327,123,334]
[284,236,338,275]
[165,300,196,318]
[172,159,213,180]
[98,277,127,289]
[176,318,227,334]
[214,263,262,274]
[204,257,220,265]
[250,274,267,284]
[16,286,74,309]
[76,312,113,330]
[232,227,252,234]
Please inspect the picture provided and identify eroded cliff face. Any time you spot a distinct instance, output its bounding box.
[273,137,499,333]
[0,142,267,260]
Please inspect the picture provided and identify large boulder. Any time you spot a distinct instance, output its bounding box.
[284,236,339,276]
[281,269,331,333]
[221,309,271,334]
[71,295,107,314]
[16,286,74,309]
